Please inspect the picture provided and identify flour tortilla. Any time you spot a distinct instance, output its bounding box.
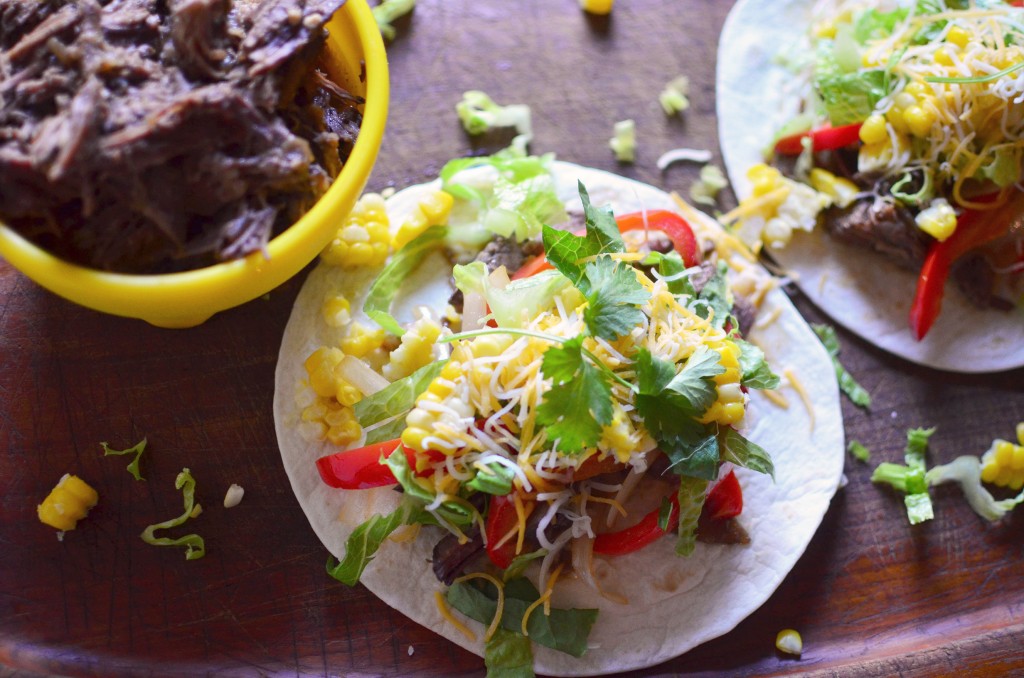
[273,161,844,675]
[716,0,1024,373]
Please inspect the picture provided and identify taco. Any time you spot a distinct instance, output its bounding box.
[717,0,1024,373]
[273,157,844,675]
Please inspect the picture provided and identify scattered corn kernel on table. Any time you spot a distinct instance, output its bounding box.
[2,1,1023,676]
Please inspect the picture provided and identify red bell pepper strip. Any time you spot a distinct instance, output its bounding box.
[593,493,680,555]
[703,469,743,520]
[316,439,443,489]
[485,494,520,569]
[774,122,864,156]
[909,191,1022,340]
[511,210,701,279]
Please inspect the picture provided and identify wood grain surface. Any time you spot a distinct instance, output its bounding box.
[2,1,1023,676]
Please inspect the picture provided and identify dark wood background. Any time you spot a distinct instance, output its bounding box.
[2,1,1023,676]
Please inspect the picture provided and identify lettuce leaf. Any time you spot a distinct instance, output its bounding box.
[446,577,598,658]
[326,500,419,585]
[453,262,573,329]
[139,468,205,560]
[364,226,448,336]
[353,360,447,444]
[813,42,886,125]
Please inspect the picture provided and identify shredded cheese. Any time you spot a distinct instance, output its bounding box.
[452,572,506,642]
[435,591,477,642]
[784,367,815,433]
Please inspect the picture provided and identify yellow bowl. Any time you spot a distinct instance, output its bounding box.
[0,0,388,328]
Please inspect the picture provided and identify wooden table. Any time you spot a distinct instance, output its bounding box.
[3,1,1022,676]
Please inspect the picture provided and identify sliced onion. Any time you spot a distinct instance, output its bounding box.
[571,535,598,591]
[462,290,487,331]
[607,466,645,528]
[337,355,390,395]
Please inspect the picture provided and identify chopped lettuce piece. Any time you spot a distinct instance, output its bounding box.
[735,338,781,390]
[353,360,447,444]
[466,461,515,495]
[813,42,886,125]
[372,0,416,41]
[720,427,775,479]
[659,76,691,115]
[456,91,533,155]
[848,440,872,462]
[326,500,419,585]
[454,262,574,329]
[441,152,566,242]
[870,427,935,524]
[609,119,636,163]
[485,628,535,678]
[101,437,148,481]
[689,164,728,206]
[811,323,871,409]
[140,468,205,560]
[364,226,448,336]
[384,447,475,527]
[674,475,709,556]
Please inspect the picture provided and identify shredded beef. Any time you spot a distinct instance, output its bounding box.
[821,195,930,271]
[0,0,362,273]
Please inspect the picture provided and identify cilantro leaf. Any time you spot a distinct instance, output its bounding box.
[663,345,724,415]
[101,438,148,481]
[735,339,780,390]
[537,336,613,453]
[541,182,624,288]
[720,427,775,479]
[581,256,650,340]
[662,432,720,481]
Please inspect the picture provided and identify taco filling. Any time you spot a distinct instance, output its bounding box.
[274,156,844,676]
[722,0,1024,341]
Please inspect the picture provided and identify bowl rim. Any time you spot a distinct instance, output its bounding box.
[0,0,389,326]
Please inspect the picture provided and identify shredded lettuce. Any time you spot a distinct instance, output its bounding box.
[811,323,872,409]
[659,76,691,115]
[454,262,575,329]
[363,226,448,336]
[689,164,728,206]
[674,475,709,556]
[441,152,566,242]
[101,438,148,481]
[353,360,447,444]
[326,500,419,585]
[813,41,887,125]
[372,0,415,41]
[485,628,535,678]
[140,468,205,560]
[383,446,475,527]
[848,440,872,462]
[456,91,533,155]
[735,338,781,390]
[609,118,636,163]
[870,427,935,524]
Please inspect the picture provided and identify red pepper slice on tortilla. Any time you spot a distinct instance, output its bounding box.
[774,122,864,156]
[485,494,520,568]
[909,191,1022,340]
[703,469,743,520]
[316,439,443,489]
[592,470,744,555]
[512,209,700,279]
[593,493,680,555]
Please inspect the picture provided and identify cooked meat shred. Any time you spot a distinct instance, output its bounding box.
[822,194,930,271]
[0,0,362,273]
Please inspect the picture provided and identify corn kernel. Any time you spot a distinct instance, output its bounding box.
[859,114,889,145]
[812,19,836,39]
[305,346,345,397]
[903,105,936,138]
[894,92,917,111]
[946,25,969,49]
[383,317,442,381]
[915,199,957,241]
[776,629,802,656]
[392,191,455,250]
[341,322,386,358]
[904,81,929,99]
[579,0,614,15]
[321,193,391,268]
[809,169,859,207]
[934,49,954,66]
[38,474,98,531]
[748,164,782,196]
[321,295,352,328]
[980,425,1024,489]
